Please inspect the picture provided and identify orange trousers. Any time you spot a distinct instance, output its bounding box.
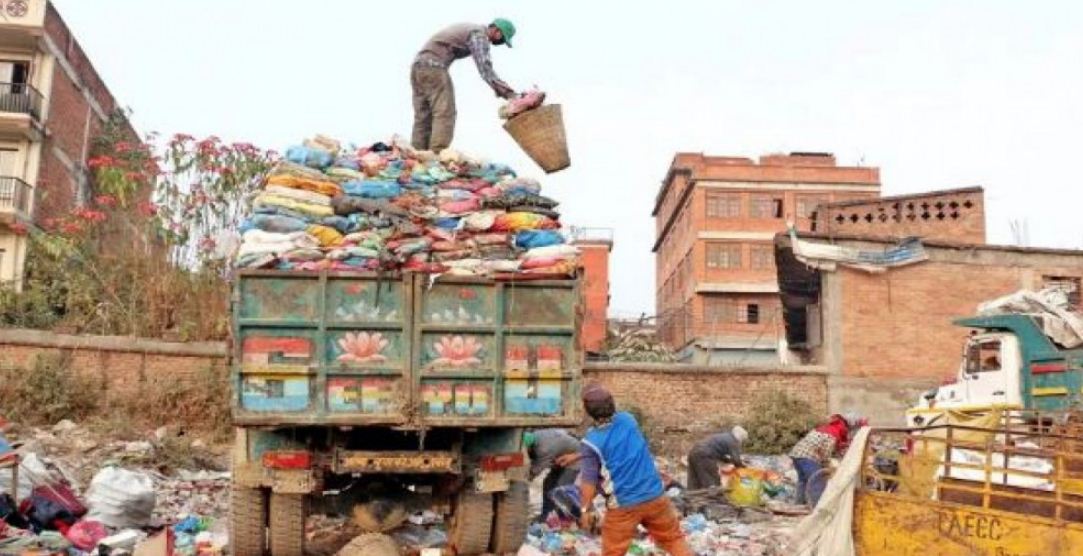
[600,495,693,556]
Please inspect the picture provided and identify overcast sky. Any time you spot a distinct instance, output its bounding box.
[54,0,1083,317]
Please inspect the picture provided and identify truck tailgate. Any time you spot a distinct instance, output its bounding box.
[232,270,582,427]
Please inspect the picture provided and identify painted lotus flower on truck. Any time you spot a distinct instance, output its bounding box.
[431,335,484,367]
[336,332,389,363]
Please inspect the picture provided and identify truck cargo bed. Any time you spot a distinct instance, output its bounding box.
[231,270,582,427]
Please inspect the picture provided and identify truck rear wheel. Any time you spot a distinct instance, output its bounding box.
[230,485,267,556]
[269,493,305,556]
[490,481,530,554]
[448,489,494,555]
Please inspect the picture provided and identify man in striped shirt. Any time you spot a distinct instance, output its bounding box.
[412,20,518,153]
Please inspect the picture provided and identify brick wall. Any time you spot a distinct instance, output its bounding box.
[813,187,985,244]
[583,363,828,455]
[0,328,832,456]
[0,328,227,401]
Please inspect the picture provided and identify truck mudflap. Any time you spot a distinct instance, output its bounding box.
[334,450,461,474]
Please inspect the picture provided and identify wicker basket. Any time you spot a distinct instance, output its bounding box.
[503,104,570,173]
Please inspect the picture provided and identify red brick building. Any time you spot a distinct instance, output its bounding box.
[653,152,880,363]
[571,228,613,354]
[776,232,1083,423]
[0,0,133,288]
[811,186,986,244]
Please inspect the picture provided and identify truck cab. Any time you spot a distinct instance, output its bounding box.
[907,314,1083,428]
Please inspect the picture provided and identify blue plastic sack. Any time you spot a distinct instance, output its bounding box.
[342,180,402,199]
[249,214,309,234]
[285,145,333,169]
[435,217,461,230]
[515,230,564,249]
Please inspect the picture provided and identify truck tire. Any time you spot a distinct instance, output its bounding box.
[336,533,399,556]
[269,493,305,556]
[230,485,267,556]
[448,489,493,555]
[490,481,530,554]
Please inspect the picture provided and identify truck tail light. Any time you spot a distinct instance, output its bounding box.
[262,450,312,470]
[479,453,524,472]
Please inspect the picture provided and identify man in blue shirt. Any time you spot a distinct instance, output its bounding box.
[577,383,693,556]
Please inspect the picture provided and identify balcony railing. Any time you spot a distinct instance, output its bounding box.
[0,83,43,121]
[0,177,33,215]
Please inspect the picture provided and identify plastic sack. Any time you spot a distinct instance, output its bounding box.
[725,468,766,508]
[66,519,107,551]
[515,230,564,249]
[266,174,342,197]
[343,180,402,199]
[499,88,547,119]
[492,212,558,232]
[249,214,309,234]
[285,145,334,169]
[306,225,345,247]
[85,467,156,529]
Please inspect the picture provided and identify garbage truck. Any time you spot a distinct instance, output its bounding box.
[907,313,1083,429]
[228,270,583,555]
[853,410,1083,555]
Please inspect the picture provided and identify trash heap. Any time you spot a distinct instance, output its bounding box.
[0,421,229,555]
[235,135,579,279]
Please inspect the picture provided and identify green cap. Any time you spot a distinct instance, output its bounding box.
[523,431,536,448]
[492,18,516,47]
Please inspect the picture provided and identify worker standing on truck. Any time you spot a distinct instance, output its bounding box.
[577,383,693,556]
[790,412,867,508]
[411,19,517,153]
[525,428,582,521]
[686,425,748,490]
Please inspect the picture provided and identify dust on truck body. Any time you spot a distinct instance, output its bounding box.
[228,270,583,555]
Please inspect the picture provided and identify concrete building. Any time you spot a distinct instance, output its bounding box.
[570,227,613,354]
[0,0,132,288]
[811,186,986,244]
[653,152,880,364]
[775,231,1083,423]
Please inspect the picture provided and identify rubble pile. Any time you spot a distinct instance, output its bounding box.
[0,421,229,555]
[605,329,677,363]
[236,135,579,279]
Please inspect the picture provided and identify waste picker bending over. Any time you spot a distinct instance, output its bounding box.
[790,412,867,508]
[411,19,517,153]
[577,383,693,556]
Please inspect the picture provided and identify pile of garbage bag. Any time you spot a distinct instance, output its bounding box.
[236,135,579,279]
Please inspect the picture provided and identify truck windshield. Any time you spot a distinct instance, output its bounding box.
[966,340,1002,373]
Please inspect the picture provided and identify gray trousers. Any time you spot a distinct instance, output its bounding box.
[687,449,722,490]
[411,65,456,153]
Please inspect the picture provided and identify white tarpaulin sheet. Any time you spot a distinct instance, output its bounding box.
[977,288,1083,348]
[789,229,928,273]
[787,427,871,556]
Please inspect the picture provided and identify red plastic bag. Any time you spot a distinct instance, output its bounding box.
[66,519,107,551]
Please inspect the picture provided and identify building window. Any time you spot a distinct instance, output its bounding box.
[750,246,774,270]
[739,303,760,324]
[706,193,742,218]
[703,297,735,323]
[1043,276,1081,308]
[796,195,827,219]
[706,243,742,269]
[751,195,784,219]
